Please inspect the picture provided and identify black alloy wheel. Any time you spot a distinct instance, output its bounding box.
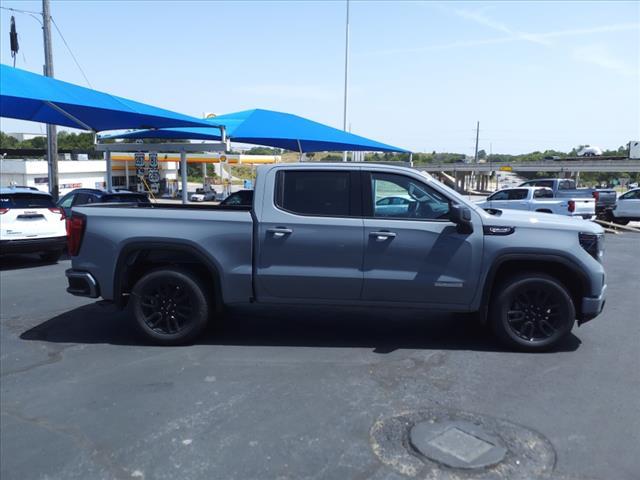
[131,268,209,345]
[491,273,575,352]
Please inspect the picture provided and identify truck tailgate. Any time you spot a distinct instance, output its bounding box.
[595,190,617,208]
[569,197,596,217]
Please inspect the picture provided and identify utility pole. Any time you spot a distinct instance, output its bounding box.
[42,0,58,200]
[473,121,480,164]
[473,121,480,192]
[342,0,350,162]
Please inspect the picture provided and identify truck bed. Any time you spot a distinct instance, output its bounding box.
[71,203,254,303]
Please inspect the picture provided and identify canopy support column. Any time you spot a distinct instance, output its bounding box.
[297,139,303,162]
[105,150,113,192]
[180,150,188,205]
[125,158,129,189]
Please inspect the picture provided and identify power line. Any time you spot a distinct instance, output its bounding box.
[50,16,93,88]
[1,6,92,89]
[0,5,42,16]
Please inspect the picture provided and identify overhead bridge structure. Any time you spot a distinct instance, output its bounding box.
[414,158,639,193]
[417,158,640,173]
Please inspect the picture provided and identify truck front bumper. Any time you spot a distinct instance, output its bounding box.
[578,283,607,325]
[66,269,100,298]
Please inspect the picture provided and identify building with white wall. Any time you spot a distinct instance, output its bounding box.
[0,159,178,195]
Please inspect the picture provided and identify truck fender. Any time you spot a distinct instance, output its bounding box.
[113,240,224,310]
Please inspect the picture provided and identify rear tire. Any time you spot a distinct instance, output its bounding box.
[40,250,62,262]
[131,268,209,345]
[490,273,575,352]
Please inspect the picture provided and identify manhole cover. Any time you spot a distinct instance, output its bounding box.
[410,421,507,469]
[370,408,555,479]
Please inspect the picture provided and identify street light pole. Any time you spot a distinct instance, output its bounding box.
[42,0,58,200]
[342,0,350,162]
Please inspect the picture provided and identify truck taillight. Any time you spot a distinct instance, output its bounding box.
[49,207,65,220]
[592,191,599,201]
[568,200,575,212]
[66,215,86,256]
[0,208,8,215]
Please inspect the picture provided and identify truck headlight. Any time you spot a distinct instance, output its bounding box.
[579,232,604,261]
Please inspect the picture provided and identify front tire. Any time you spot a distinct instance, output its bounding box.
[490,273,575,352]
[131,268,209,345]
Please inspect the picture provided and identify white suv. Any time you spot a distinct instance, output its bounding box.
[0,187,67,261]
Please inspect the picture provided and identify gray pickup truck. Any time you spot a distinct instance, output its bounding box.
[65,163,607,352]
[518,178,616,214]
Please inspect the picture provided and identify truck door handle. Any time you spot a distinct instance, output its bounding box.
[370,231,396,241]
[267,227,293,238]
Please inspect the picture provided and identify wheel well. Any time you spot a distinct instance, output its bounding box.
[487,260,586,317]
[115,247,222,311]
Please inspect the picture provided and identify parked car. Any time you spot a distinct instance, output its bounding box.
[607,188,640,225]
[518,178,616,215]
[577,145,603,157]
[219,189,254,206]
[64,163,607,352]
[57,188,150,217]
[476,187,595,218]
[0,187,66,261]
[190,188,217,202]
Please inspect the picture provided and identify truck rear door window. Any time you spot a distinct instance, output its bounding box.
[533,189,553,199]
[275,170,351,216]
[558,180,576,190]
[508,189,528,200]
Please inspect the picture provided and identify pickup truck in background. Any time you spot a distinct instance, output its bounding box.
[475,187,595,219]
[518,178,616,215]
[65,163,607,352]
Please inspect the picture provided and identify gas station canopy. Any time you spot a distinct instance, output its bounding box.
[0,64,220,132]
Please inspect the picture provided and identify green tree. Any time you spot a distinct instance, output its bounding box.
[0,132,19,148]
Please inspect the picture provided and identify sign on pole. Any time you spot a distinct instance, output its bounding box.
[148,152,160,194]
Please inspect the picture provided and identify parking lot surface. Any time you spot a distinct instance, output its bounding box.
[1,235,639,480]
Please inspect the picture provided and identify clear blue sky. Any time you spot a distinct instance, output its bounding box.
[1,1,638,154]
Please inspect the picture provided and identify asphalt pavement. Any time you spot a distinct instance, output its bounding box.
[1,235,639,480]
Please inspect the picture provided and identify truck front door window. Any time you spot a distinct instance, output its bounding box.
[371,173,449,220]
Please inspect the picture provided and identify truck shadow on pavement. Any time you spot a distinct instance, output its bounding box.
[20,302,582,353]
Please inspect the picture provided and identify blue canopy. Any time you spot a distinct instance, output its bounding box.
[100,108,408,153]
[0,64,220,132]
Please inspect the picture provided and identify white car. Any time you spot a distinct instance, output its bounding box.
[0,187,67,261]
[609,188,640,225]
[476,187,595,218]
[190,188,216,202]
[577,145,603,157]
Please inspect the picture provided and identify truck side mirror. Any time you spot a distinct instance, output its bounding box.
[449,204,473,234]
